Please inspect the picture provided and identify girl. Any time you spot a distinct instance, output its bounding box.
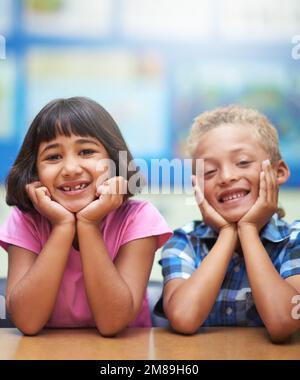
[0,97,172,336]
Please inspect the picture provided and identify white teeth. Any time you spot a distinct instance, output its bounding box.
[61,183,88,191]
[221,192,247,202]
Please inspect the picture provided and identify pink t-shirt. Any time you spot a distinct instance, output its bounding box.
[0,200,172,328]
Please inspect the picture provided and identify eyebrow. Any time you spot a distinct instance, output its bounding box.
[40,138,101,155]
[202,147,253,161]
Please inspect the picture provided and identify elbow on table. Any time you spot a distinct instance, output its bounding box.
[95,322,126,337]
[7,308,42,336]
[16,322,43,336]
[268,330,292,344]
[95,312,133,337]
[266,320,296,344]
[167,309,202,335]
[95,297,137,337]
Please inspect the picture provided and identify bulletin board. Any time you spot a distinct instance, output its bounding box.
[0,0,299,186]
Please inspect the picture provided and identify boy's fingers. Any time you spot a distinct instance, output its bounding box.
[191,175,196,188]
[191,174,203,189]
[262,160,277,204]
[194,185,204,206]
[269,166,278,204]
[259,171,267,201]
[192,174,206,217]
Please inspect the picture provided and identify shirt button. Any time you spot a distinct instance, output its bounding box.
[226,307,233,315]
[234,265,240,272]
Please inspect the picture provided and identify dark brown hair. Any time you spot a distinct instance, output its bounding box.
[6,97,143,212]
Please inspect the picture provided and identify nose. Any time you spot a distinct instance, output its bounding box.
[218,165,239,186]
[61,156,83,177]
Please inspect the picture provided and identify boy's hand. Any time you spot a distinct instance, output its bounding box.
[192,175,235,232]
[76,176,127,224]
[26,182,75,226]
[238,160,278,232]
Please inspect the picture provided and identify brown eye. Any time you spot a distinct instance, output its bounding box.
[238,161,251,166]
[204,169,216,176]
[46,154,61,161]
[80,149,95,156]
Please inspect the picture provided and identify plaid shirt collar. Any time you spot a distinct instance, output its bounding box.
[190,213,290,243]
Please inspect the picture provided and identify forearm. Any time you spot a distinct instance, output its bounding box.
[8,224,75,334]
[166,227,237,334]
[77,221,134,336]
[239,224,300,341]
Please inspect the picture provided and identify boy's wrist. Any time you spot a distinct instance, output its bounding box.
[237,222,259,236]
[219,223,237,234]
[216,224,238,253]
[218,224,238,242]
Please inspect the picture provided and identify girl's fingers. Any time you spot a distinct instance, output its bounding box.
[97,177,128,196]
[31,181,42,188]
[35,186,51,203]
[119,178,128,195]
[98,185,110,195]
[26,183,39,205]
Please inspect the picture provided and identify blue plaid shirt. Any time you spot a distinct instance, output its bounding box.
[156,214,300,327]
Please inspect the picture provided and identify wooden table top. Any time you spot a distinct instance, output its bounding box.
[1,327,300,360]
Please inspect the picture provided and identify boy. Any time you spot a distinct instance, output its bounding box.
[156,105,300,342]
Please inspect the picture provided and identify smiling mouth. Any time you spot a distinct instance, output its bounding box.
[58,183,90,194]
[218,190,250,203]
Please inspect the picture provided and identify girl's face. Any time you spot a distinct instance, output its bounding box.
[194,124,271,223]
[37,134,110,212]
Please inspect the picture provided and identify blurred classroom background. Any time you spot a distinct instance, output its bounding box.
[0,0,299,280]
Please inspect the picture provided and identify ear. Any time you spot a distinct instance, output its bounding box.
[275,160,290,185]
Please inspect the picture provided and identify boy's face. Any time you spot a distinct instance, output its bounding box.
[36,134,110,213]
[194,124,271,223]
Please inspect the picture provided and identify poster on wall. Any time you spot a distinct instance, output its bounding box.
[24,0,112,37]
[0,59,15,140]
[26,49,169,159]
[172,60,300,185]
[0,0,12,34]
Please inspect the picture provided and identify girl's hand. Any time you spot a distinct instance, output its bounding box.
[238,160,278,232]
[192,175,234,232]
[76,176,127,224]
[26,182,75,226]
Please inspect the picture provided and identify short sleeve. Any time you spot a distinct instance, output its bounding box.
[119,201,172,248]
[0,208,42,254]
[159,231,196,284]
[280,226,300,279]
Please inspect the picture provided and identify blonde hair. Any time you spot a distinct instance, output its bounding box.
[187,104,281,164]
